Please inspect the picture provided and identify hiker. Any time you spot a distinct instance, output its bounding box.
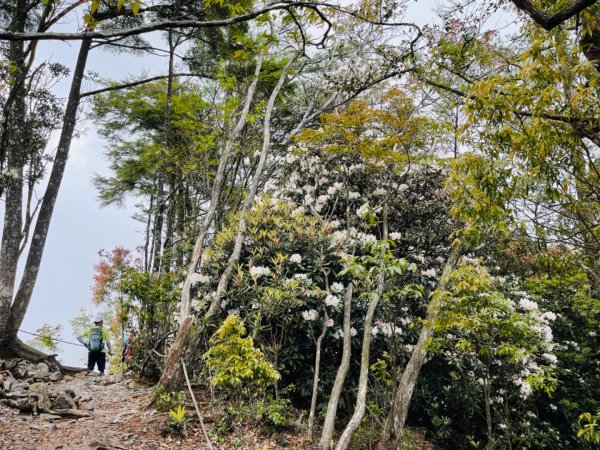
[122,329,135,364]
[78,315,112,375]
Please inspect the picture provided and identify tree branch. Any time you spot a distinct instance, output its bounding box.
[511,0,598,30]
[80,73,211,98]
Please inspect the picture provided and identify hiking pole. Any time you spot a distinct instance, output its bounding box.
[181,358,213,450]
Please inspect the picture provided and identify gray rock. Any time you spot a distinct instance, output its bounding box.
[51,392,77,410]
[33,362,50,379]
[28,382,52,411]
[39,413,63,421]
[3,378,13,391]
[79,400,97,411]
[48,371,62,382]
[29,423,56,431]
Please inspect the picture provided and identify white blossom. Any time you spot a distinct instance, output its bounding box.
[519,298,539,311]
[325,294,340,308]
[331,282,344,293]
[249,266,271,277]
[350,327,358,337]
[541,311,557,322]
[421,268,437,278]
[348,191,361,200]
[389,232,402,240]
[542,353,558,364]
[356,203,369,217]
[301,309,319,321]
[190,273,211,285]
[290,254,302,264]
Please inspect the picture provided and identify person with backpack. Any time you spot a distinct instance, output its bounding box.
[78,315,112,375]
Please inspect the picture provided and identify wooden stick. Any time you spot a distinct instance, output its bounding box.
[181,358,213,450]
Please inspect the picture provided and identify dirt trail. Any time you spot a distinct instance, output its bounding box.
[0,369,310,450]
[0,372,211,450]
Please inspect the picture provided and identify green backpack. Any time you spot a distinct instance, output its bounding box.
[87,326,104,352]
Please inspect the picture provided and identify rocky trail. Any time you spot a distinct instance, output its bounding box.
[0,358,306,450]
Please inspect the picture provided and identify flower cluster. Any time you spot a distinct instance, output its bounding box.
[249,266,271,277]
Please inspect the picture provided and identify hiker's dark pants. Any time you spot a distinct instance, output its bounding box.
[88,351,106,374]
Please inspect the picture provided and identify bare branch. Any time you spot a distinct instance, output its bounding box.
[511,0,598,30]
[80,73,211,98]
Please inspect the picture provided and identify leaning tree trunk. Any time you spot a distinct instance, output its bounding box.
[154,54,265,400]
[1,38,92,358]
[377,244,462,450]
[205,55,296,318]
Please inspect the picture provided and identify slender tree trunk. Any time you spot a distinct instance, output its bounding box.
[154,315,194,395]
[319,284,354,450]
[205,55,296,317]
[377,244,462,450]
[308,311,329,439]
[484,377,495,450]
[179,52,264,319]
[334,203,389,450]
[7,38,93,344]
[154,54,265,398]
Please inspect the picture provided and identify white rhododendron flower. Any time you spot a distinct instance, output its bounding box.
[356,203,370,217]
[190,273,210,285]
[389,232,402,240]
[289,253,302,264]
[331,282,344,293]
[325,294,340,308]
[249,266,271,277]
[519,298,538,311]
[302,309,319,321]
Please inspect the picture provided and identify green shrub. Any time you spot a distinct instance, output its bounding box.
[204,315,280,395]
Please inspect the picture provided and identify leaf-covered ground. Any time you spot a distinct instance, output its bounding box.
[0,371,310,450]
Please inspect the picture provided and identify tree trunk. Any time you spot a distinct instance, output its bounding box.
[377,243,462,450]
[1,37,92,354]
[155,54,265,397]
[484,377,495,450]
[319,284,354,450]
[205,55,296,317]
[308,311,328,439]
[154,315,194,396]
[178,52,265,319]
[0,0,28,349]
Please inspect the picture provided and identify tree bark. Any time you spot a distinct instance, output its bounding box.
[0,0,28,349]
[155,54,265,396]
[319,284,354,450]
[1,35,92,355]
[377,243,462,449]
[205,55,296,318]
[334,202,389,450]
[153,315,194,397]
[179,52,265,319]
[7,38,92,341]
[308,311,328,439]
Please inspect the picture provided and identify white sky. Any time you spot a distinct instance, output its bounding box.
[9,0,511,366]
